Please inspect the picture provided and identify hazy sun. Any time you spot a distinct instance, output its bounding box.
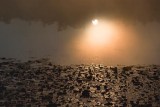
[92,19,98,25]
[74,19,135,59]
[86,19,115,47]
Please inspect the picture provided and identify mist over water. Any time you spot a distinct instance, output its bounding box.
[0,1,160,107]
[0,0,160,65]
[0,19,160,65]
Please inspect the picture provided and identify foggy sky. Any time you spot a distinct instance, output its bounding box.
[0,0,160,65]
[0,0,160,29]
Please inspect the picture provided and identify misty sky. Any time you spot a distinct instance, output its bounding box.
[0,0,160,65]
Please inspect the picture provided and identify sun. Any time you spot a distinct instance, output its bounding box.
[92,19,98,25]
[85,19,116,47]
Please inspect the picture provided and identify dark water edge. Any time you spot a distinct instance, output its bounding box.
[0,57,160,107]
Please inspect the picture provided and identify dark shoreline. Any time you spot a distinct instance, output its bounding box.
[0,58,159,106]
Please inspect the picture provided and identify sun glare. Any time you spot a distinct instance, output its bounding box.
[74,19,135,60]
[92,19,98,25]
[87,20,115,47]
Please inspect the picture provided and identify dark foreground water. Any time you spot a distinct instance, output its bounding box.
[0,58,160,107]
